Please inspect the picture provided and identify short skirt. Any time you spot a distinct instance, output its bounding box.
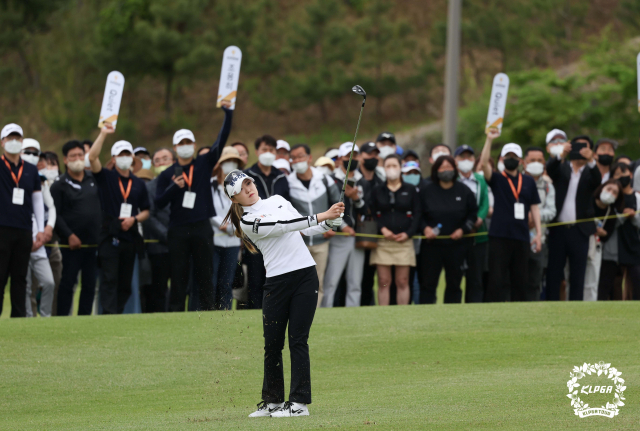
[370,238,416,267]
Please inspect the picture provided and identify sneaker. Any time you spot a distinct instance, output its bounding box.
[269,401,309,417]
[248,400,284,417]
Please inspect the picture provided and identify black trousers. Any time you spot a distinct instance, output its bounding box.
[144,252,170,312]
[546,225,589,301]
[598,260,640,300]
[525,244,546,301]
[465,241,487,303]
[262,266,318,404]
[486,237,529,302]
[419,242,467,304]
[0,226,32,318]
[168,220,215,311]
[98,239,135,314]
[244,250,266,309]
[58,247,98,316]
[360,250,375,306]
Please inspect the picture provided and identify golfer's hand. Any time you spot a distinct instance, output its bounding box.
[172,175,185,188]
[319,202,345,222]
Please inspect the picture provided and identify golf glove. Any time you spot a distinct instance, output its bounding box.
[325,217,343,229]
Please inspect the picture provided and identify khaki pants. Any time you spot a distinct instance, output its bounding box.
[307,241,329,307]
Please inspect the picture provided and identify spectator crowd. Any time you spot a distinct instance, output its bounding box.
[2,110,640,318]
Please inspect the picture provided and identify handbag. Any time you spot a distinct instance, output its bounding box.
[355,217,378,249]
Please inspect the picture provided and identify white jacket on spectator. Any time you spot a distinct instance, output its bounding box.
[210,178,240,248]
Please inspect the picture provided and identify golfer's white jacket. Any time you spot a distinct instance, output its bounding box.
[241,195,332,277]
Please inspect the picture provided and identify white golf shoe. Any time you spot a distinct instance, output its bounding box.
[269,401,309,417]
[248,400,284,417]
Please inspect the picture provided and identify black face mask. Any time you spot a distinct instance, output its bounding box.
[619,176,631,188]
[437,170,456,183]
[343,159,358,171]
[363,158,378,171]
[598,155,613,166]
[503,158,520,171]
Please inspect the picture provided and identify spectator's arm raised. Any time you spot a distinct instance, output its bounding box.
[479,129,499,179]
[88,123,115,173]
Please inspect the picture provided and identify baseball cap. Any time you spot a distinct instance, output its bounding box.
[325,148,340,160]
[402,149,419,160]
[133,146,150,156]
[338,142,359,157]
[1,123,23,139]
[111,140,134,157]
[376,132,396,144]
[361,141,380,155]
[224,170,255,199]
[173,129,196,145]
[501,143,523,158]
[454,145,475,157]
[595,138,619,151]
[272,158,291,172]
[545,128,567,144]
[276,140,290,152]
[22,138,41,152]
[401,161,421,173]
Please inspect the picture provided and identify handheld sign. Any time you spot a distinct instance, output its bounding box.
[98,71,125,129]
[485,73,509,135]
[637,53,640,113]
[217,46,242,110]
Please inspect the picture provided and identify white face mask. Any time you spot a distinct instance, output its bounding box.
[432,151,448,162]
[258,152,276,167]
[385,168,401,181]
[379,146,395,159]
[176,144,195,159]
[317,166,333,176]
[221,161,238,175]
[476,170,485,177]
[21,154,39,166]
[497,161,505,173]
[115,156,133,170]
[457,159,474,173]
[292,161,308,174]
[525,161,544,177]
[68,159,85,173]
[4,139,22,154]
[39,168,59,183]
[600,190,616,205]
[550,144,564,157]
[84,152,91,168]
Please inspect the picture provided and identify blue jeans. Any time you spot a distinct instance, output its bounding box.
[212,246,240,310]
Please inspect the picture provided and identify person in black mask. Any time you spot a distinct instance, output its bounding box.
[594,138,617,184]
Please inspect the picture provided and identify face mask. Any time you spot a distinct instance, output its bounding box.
[497,161,505,172]
[618,176,631,188]
[476,170,485,177]
[363,158,378,171]
[437,170,456,182]
[115,156,133,170]
[221,161,238,175]
[597,154,613,166]
[343,159,358,171]
[385,168,400,181]
[68,159,85,173]
[432,151,448,162]
[4,139,22,154]
[600,190,616,205]
[258,151,276,167]
[292,161,308,174]
[457,159,474,173]
[503,158,519,171]
[154,165,169,175]
[39,168,59,183]
[21,154,39,166]
[317,166,332,176]
[402,173,421,186]
[379,146,395,158]
[525,161,544,177]
[176,144,195,159]
[141,158,152,170]
[84,153,91,168]
[550,145,564,157]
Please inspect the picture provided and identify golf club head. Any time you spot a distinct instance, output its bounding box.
[352,85,366,99]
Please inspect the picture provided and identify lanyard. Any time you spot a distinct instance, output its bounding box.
[183,165,194,190]
[2,155,23,187]
[502,171,522,202]
[118,177,132,202]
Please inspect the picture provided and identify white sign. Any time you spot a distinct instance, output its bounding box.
[217,46,242,110]
[637,52,640,113]
[98,71,125,129]
[566,362,625,418]
[485,73,509,135]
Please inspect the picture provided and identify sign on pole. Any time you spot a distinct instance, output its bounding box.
[98,71,125,129]
[217,46,242,110]
[485,73,509,135]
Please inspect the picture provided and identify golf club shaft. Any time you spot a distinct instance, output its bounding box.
[339,101,366,203]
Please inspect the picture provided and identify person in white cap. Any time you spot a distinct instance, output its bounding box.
[272,158,291,175]
[0,123,45,318]
[479,129,542,302]
[276,139,290,161]
[218,169,343,418]
[154,100,233,312]
[545,128,568,158]
[88,123,150,314]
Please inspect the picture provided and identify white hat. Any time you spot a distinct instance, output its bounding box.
[272,158,291,172]
[22,138,41,152]
[501,143,523,158]
[338,142,359,158]
[1,123,23,139]
[276,140,290,152]
[401,161,421,173]
[172,129,196,145]
[545,128,567,144]
[224,170,255,199]
[111,140,134,156]
[325,148,340,160]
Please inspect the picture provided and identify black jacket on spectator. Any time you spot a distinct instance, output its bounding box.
[245,163,290,201]
[329,169,369,229]
[546,156,601,236]
[369,181,421,237]
[143,177,170,255]
[419,181,478,245]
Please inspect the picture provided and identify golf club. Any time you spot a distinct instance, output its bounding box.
[339,85,367,204]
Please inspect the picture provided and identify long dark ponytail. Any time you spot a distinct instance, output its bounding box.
[222,202,258,254]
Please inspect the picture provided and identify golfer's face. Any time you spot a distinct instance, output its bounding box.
[234,179,259,206]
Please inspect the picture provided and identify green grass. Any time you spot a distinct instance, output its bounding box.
[1,301,639,430]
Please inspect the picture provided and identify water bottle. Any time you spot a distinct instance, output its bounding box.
[530,231,536,253]
[432,223,442,236]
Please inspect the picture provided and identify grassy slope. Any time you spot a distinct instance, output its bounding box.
[1,302,638,430]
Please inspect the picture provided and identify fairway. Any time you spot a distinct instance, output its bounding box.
[1,302,638,430]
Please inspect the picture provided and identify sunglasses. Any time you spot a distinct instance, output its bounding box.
[23,150,40,156]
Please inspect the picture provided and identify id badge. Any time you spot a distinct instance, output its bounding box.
[514,202,525,220]
[119,203,132,218]
[183,191,196,209]
[12,188,24,205]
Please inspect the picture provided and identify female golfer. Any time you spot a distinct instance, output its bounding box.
[221,170,344,418]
